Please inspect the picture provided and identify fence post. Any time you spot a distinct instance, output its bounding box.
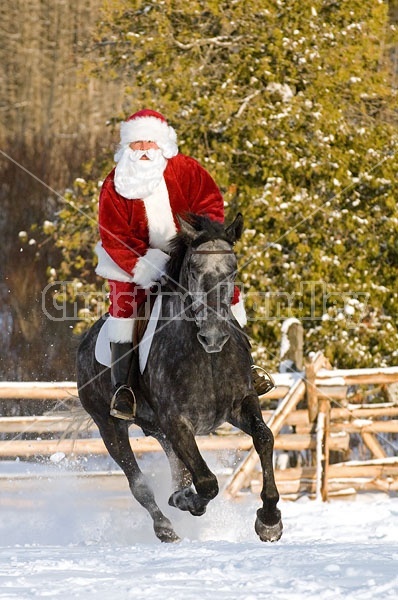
[305,351,329,423]
[280,318,303,373]
[316,397,330,501]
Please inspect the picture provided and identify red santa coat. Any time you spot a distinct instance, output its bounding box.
[96,153,246,329]
[95,153,224,289]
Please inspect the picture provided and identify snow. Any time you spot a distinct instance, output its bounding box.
[0,463,397,599]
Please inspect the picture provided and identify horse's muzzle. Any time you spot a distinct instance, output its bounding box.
[197,330,230,353]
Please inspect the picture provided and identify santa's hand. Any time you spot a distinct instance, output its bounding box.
[132,248,170,289]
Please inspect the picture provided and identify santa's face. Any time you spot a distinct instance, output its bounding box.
[114,140,167,199]
[129,140,159,159]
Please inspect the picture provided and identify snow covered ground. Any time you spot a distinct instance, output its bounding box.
[0,461,397,599]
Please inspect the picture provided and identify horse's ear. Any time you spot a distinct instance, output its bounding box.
[177,215,201,241]
[225,213,244,244]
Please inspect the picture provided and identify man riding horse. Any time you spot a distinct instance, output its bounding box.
[95,109,273,420]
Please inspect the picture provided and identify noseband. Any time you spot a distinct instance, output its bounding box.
[191,249,234,255]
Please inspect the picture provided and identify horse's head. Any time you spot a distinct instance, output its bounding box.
[170,213,244,353]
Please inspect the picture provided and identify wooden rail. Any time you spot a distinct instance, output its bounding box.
[251,458,398,498]
[223,354,398,499]
[0,431,351,459]
[2,405,397,435]
[1,357,398,502]
[0,382,78,400]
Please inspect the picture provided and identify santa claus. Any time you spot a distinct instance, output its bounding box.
[95,109,272,420]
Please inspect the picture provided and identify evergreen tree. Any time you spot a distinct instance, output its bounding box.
[45,0,398,368]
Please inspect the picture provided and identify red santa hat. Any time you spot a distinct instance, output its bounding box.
[116,109,178,160]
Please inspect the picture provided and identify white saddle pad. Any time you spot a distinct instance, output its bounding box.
[95,295,162,374]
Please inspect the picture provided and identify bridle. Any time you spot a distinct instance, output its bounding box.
[191,249,234,255]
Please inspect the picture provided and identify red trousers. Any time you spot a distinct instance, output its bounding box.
[108,280,149,318]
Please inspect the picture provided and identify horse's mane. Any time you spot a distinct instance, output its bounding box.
[166,214,230,284]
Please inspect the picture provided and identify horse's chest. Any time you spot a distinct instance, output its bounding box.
[147,327,249,433]
[148,357,228,430]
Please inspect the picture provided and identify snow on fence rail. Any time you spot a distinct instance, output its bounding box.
[1,355,398,501]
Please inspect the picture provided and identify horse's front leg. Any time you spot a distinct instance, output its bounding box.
[151,432,203,513]
[93,415,179,543]
[160,415,218,516]
[230,393,283,542]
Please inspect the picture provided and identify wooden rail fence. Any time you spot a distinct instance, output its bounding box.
[1,354,398,501]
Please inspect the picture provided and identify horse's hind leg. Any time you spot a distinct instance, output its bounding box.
[230,393,283,542]
[160,416,218,516]
[94,416,179,543]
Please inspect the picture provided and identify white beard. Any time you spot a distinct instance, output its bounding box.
[114,147,168,199]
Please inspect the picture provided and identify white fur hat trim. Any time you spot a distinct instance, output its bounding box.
[118,110,178,159]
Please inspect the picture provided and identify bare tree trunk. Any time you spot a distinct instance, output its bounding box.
[0,0,122,380]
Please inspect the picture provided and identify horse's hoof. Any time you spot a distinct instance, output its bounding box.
[168,488,192,511]
[168,489,207,517]
[154,518,180,543]
[189,503,207,517]
[255,517,283,543]
[159,529,181,543]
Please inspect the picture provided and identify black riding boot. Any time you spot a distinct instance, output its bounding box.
[251,364,275,396]
[110,342,136,420]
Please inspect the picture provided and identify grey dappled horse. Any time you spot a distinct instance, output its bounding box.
[77,214,283,543]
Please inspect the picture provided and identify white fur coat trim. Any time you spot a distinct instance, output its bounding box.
[107,315,135,343]
[95,241,134,283]
[143,178,177,252]
[132,248,169,289]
